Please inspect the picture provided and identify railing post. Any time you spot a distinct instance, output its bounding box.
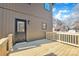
[0,38,8,56]
[7,34,13,52]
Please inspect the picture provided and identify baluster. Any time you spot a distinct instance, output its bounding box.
[75,35,76,44]
[67,35,68,42]
[65,35,66,42]
[72,35,75,44]
[69,35,71,43]
[66,35,67,42]
[74,35,75,44]
[76,36,78,45]
[71,35,73,43]
[60,34,62,41]
[63,34,64,41]
[67,35,69,43]
[59,34,60,41]
[70,35,71,43]
[64,34,66,42]
[69,35,70,43]
[78,35,79,45]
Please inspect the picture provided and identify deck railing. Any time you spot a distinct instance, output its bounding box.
[0,34,13,56]
[46,31,79,47]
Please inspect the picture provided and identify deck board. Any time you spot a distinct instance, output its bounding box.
[9,40,79,56]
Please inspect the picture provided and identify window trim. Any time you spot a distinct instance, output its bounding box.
[41,22,47,30]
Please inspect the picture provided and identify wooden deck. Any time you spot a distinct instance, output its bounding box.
[9,40,79,56]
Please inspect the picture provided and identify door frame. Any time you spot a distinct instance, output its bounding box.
[15,18,27,43]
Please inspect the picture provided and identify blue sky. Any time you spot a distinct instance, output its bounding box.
[53,3,77,20]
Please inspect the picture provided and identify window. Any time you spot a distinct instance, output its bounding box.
[42,23,47,30]
[44,3,51,11]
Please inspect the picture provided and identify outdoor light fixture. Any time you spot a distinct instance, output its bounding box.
[27,20,30,24]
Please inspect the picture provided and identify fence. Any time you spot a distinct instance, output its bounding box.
[46,31,79,47]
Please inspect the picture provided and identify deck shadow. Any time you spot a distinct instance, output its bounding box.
[44,53,57,56]
[12,39,57,51]
[10,39,57,55]
[10,46,38,54]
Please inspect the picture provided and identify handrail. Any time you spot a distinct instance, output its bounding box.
[0,38,8,45]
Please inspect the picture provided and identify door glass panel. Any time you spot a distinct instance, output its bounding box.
[17,21,25,32]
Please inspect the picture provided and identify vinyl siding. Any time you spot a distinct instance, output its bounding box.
[0,3,52,43]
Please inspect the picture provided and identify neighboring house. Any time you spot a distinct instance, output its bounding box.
[0,3,52,44]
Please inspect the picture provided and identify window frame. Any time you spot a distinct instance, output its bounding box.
[41,22,47,30]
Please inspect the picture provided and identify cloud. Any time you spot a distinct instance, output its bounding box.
[60,10,69,13]
[63,15,70,18]
[53,7,69,13]
[62,15,70,20]
[55,10,62,20]
[54,10,70,20]
[52,8,56,12]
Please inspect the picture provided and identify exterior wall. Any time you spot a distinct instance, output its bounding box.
[0,3,52,43]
